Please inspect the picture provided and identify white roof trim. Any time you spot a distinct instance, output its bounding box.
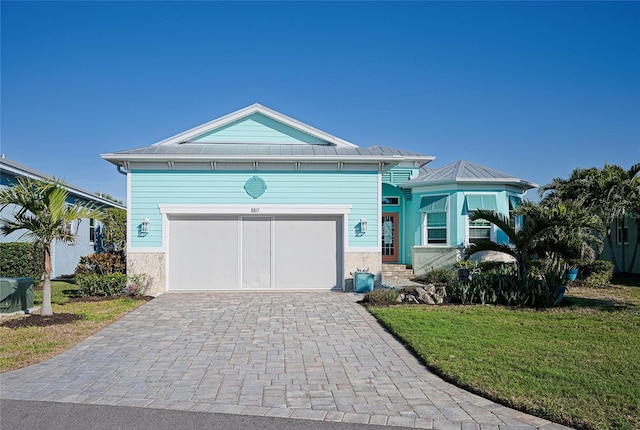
[403,177,538,190]
[151,103,358,148]
[0,159,126,210]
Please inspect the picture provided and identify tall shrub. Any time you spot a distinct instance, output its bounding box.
[0,242,44,282]
[75,253,125,276]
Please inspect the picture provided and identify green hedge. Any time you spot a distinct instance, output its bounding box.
[0,242,43,283]
[75,273,127,296]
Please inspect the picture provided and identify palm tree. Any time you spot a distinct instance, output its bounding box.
[464,201,602,282]
[0,178,104,316]
[540,163,640,272]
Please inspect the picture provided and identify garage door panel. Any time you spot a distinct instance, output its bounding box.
[169,216,239,290]
[168,214,342,291]
[241,217,271,289]
[274,216,341,290]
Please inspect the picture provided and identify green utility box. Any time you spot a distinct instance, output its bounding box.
[0,277,35,313]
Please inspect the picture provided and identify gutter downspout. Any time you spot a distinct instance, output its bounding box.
[117,165,128,176]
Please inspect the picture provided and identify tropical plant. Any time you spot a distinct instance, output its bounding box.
[540,162,640,272]
[0,178,104,315]
[463,201,602,283]
[101,207,126,253]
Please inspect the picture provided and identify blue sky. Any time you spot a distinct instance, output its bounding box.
[2,1,639,204]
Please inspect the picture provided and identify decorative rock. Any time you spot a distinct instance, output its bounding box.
[397,284,448,305]
[416,287,435,305]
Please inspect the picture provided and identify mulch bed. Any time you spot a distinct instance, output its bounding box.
[0,295,153,329]
[1,313,84,329]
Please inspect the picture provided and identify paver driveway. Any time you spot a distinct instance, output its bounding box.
[1,292,570,429]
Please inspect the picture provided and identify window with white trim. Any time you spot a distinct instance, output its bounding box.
[420,195,448,245]
[89,218,96,244]
[616,218,628,245]
[466,194,497,244]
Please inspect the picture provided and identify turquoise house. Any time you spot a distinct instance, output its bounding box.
[102,104,535,294]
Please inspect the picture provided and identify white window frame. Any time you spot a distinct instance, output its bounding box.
[422,212,448,246]
[419,195,449,246]
[468,218,493,244]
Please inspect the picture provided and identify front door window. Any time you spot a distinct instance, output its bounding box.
[382,213,399,262]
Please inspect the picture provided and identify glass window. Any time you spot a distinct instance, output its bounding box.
[469,219,491,243]
[425,212,447,244]
[382,196,399,205]
[616,218,629,245]
[89,218,96,243]
[420,195,449,245]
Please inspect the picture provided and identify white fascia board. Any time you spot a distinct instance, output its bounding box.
[102,153,407,164]
[149,103,358,149]
[159,204,352,216]
[1,162,126,210]
[402,177,537,190]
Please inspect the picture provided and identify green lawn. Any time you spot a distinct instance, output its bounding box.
[367,284,640,430]
[0,281,148,372]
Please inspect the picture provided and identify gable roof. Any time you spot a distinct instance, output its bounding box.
[101,104,435,169]
[402,160,537,190]
[0,156,126,209]
[152,103,357,148]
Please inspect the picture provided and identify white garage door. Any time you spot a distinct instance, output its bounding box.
[168,215,342,290]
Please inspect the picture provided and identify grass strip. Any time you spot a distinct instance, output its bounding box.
[368,285,640,430]
[0,281,148,372]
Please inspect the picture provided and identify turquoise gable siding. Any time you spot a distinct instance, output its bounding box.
[130,170,378,248]
[192,113,329,144]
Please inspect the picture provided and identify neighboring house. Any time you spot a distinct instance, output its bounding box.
[599,215,640,274]
[0,157,126,278]
[101,103,535,294]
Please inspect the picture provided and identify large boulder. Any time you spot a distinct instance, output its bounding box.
[397,284,447,305]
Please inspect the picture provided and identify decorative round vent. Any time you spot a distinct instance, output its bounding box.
[244,176,267,199]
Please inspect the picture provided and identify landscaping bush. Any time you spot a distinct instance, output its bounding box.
[123,273,152,297]
[412,267,456,284]
[75,273,127,297]
[577,260,614,288]
[446,264,558,307]
[453,260,513,273]
[0,242,43,283]
[75,252,125,276]
[361,288,399,306]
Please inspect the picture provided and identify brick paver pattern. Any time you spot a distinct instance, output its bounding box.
[1,292,571,429]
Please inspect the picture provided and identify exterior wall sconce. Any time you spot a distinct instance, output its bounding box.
[360,218,368,233]
[141,218,150,234]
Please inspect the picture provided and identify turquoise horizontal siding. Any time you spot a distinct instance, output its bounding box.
[193,113,327,144]
[130,170,379,248]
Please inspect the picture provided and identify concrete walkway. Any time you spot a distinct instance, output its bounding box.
[1,292,570,429]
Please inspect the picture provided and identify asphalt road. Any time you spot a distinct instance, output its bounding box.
[0,399,414,430]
